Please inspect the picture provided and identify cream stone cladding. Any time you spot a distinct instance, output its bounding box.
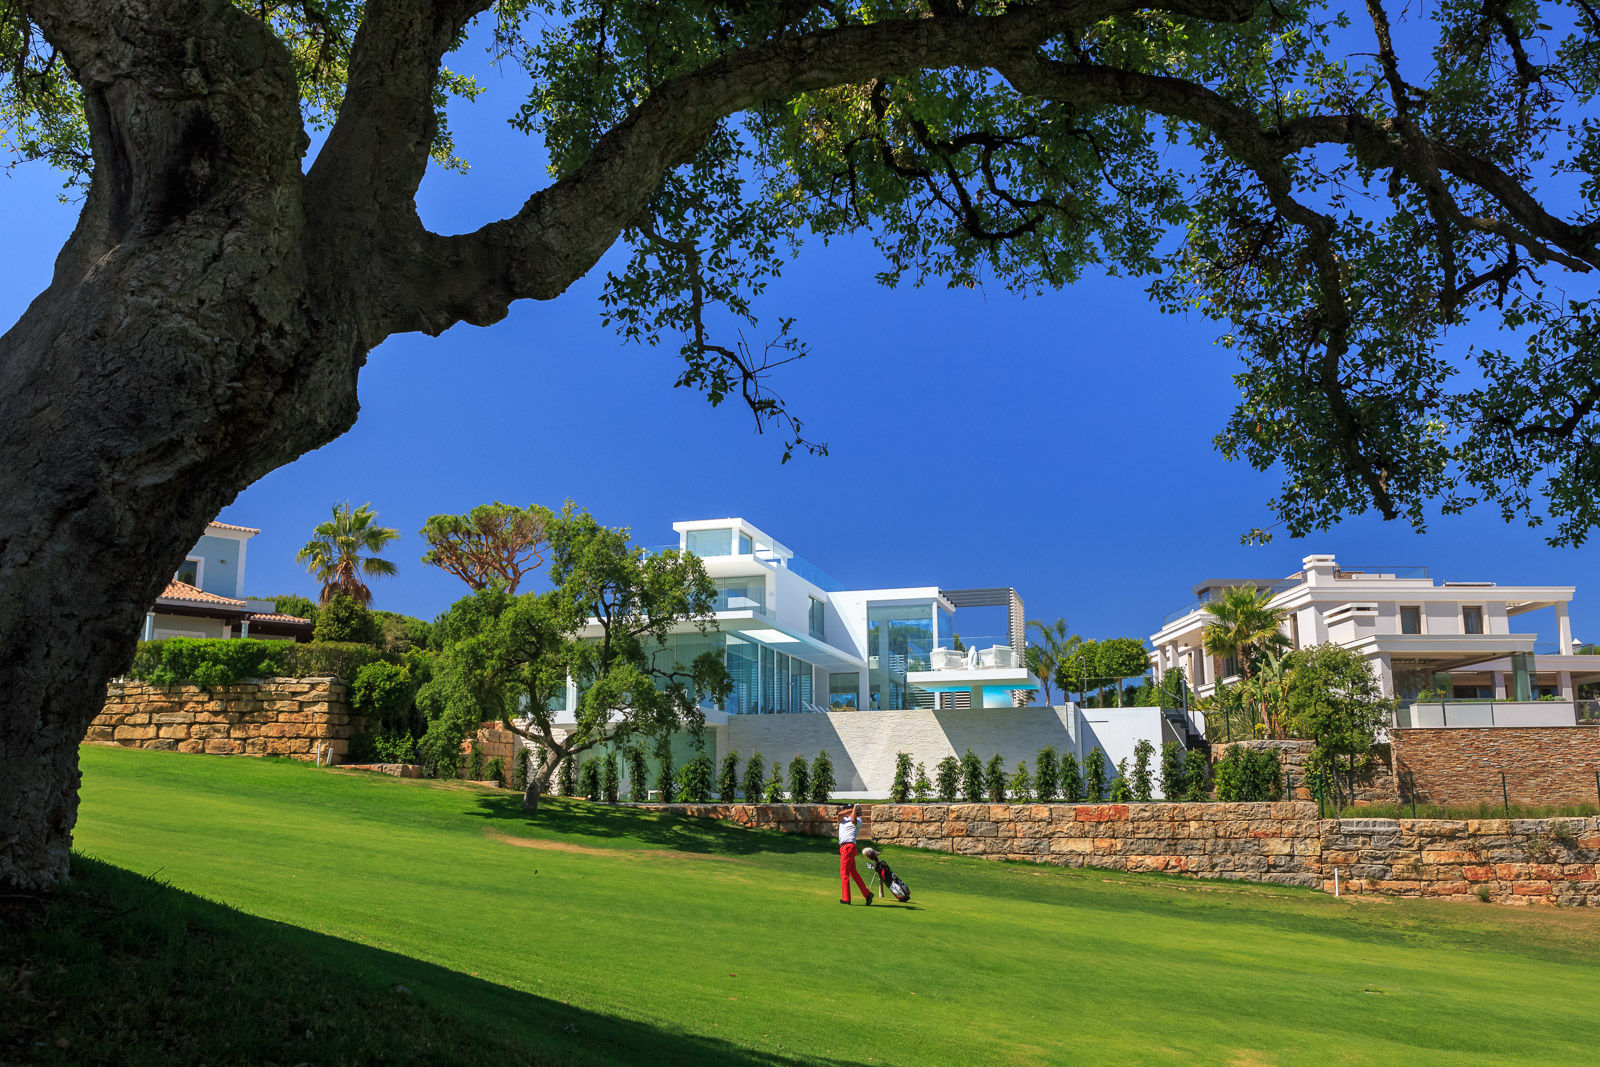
[643,802,1600,906]
[90,678,361,760]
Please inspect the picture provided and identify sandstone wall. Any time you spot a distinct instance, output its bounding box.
[1212,739,1399,806]
[643,802,1600,906]
[91,678,361,761]
[1392,727,1600,808]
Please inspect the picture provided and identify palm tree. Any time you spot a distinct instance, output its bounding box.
[1243,647,1297,740]
[1026,618,1078,707]
[297,502,400,605]
[1202,587,1290,734]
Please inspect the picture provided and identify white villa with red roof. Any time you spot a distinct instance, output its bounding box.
[140,520,312,642]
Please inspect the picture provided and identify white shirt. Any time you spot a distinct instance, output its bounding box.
[838,815,861,845]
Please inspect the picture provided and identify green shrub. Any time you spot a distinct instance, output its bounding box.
[466,745,485,782]
[559,755,577,797]
[742,752,766,801]
[985,753,1007,802]
[718,751,740,803]
[1060,751,1084,803]
[283,641,383,681]
[934,756,961,802]
[653,734,675,803]
[1160,741,1185,801]
[265,593,318,625]
[602,751,620,802]
[373,732,417,764]
[512,748,530,791]
[787,756,811,802]
[1085,747,1108,802]
[348,661,415,733]
[627,746,648,803]
[810,750,836,803]
[763,762,785,803]
[1034,747,1059,802]
[347,732,377,764]
[1110,759,1133,803]
[1182,753,1210,802]
[1213,747,1282,802]
[487,756,505,787]
[960,748,985,802]
[129,638,291,687]
[912,762,933,802]
[679,753,714,803]
[890,752,914,803]
[1132,740,1156,802]
[579,759,601,801]
[1008,761,1033,802]
[313,593,379,645]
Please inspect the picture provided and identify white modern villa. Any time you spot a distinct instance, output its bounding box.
[550,517,1042,720]
[1149,553,1596,727]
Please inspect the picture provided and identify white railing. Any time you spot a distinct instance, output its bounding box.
[1395,700,1577,729]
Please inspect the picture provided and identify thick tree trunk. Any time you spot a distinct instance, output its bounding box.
[0,0,368,890]
[521,749,564,813]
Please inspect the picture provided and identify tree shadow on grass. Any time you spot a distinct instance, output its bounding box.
[2,856,854,1066]
[465,794,828,858]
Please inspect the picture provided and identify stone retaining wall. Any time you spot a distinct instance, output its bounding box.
[1391,727,1600,808]
[1212,739,1399,806]
[91,678,361,761]
[643,802,1600,906]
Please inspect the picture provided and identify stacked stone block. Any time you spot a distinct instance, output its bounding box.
[91,678,360,761]
[1392,727,1600,808]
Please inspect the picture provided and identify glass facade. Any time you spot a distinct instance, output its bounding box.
[720,632,823,715]
[713,576,766,613]
[809,597,826,639]
[867,602,936,710]
[686,528,733,556]
[829,672,859,710]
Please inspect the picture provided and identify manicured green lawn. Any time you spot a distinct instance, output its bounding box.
[33,746,1600,1062]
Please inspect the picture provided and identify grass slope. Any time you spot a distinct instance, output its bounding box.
[15,745,1600,1063]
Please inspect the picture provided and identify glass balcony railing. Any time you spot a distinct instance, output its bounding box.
[1335,564,1429,580]
[754,550,843,592]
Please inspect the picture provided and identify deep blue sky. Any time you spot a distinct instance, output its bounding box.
[4,21,1595,648]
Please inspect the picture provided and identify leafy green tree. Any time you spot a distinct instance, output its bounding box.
[1284,644,1394,808]
[960,748,985,803]
[297,503,399,606]
[717,751,740,804]
[627,746,649,803]
[1034,747,1060,802]
[1160,742,1186,802]
[579,759,601,801]
[1008,761,1034,803]
[265,594,318,625]
[1109,759,1133,803]
[1096,638,1151,707]
[349,661,417,735]
[1132,740,1156,802]
[416,503,728,812]
[763,763,785,804]
[787,756,811,803]
[985,753,1007,803]
[558,755,577,798]
[741,752,766,802]
[1056,640,1099,706]
[313,592,379,645]
[1213,747,1281,802]
[1060,752,1085,804]
[602,750,620,803]
[1025,619,1077,707]
[1182,754,1211,803]
[653,732,676,804]
[1156,667,1189,709]
[809,750,836,803]
[912,763,934,803]
[420,503,550,594]
[1084,747,1108,802]
[890,752,914,804]
[16,0,1600,890]
[373,611,433,655]
[934,757,961,804]
[678,752,714,803]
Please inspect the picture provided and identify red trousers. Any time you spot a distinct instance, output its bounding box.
[840,842,870,902]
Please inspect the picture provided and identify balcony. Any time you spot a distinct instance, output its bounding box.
[1393,700,1577,729]
[1335,563,1429,580]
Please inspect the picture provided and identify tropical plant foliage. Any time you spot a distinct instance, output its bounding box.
[297,503,400,607]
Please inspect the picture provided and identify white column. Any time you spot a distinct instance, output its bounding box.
[1557,602,1574,651]
[1492,671,1508,700]
[1559,670,1574,699]
[1375,653,1394,698]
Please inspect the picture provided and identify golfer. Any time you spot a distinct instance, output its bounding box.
[838,803,872,904]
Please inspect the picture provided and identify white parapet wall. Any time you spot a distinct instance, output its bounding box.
[717,705,1172,799]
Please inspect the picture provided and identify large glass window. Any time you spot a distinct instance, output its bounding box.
[738,532,753,554]
[760,644,775,713]
[175,558,200,585]
[1462,605,1484,635]
[713,576,765,613]
[1400,605,1422,634]
[685,528,733,557]
[867,602,936,709]
[809,597,826,639]
[726,635,758,716]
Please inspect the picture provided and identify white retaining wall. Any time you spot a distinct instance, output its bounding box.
[716,705,1169,798]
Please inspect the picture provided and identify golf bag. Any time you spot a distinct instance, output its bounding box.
[860,847,910,902]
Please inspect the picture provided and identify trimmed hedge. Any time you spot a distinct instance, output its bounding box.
[128,637,385,686]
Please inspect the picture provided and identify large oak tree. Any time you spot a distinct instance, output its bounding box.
[3,0,1598,889]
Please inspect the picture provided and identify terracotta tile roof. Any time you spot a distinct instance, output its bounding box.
[246,612,312,625]
[208,520,260,535]
[158,580,246,609]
